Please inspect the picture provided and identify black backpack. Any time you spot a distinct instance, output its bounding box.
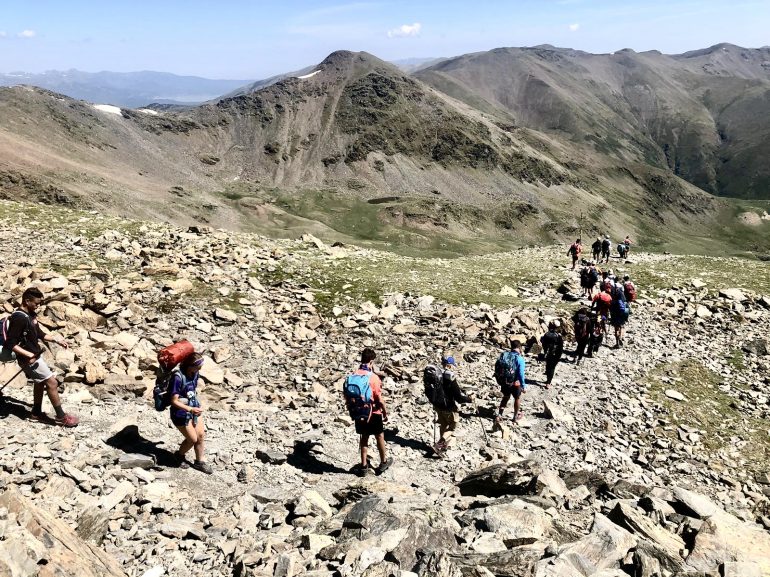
[574,313,591,341]
[423,365,449,410]
[153,367,181,411]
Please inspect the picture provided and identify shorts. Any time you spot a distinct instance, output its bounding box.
[355,413,384,437]
[611,311,629,327]
[436,410,459,431]
[22,358,55,384]
[501,383,524,399]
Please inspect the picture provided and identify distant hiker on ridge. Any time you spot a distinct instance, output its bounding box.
[567,238,582,270]
[343,348,393,476]
[2,287,78,427]
[591,237,602,262]
[601,235,612,263]
[580,261,599,299]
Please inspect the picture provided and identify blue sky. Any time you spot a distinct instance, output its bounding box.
[1,0,768,79]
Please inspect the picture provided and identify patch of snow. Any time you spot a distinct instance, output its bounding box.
[137,108,159,115]
[93,104,122,115]
[296,70,321,80]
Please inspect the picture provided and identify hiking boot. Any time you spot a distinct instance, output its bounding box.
[28,411,53,424]
[54,414,79,428]
[375,457,394,475]
[174,452,190,469]
[192,460,213,475]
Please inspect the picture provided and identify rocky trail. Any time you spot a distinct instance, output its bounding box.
[1,199,770,577]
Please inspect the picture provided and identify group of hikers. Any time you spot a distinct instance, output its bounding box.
[0,287,213,474]
[568,234,632,270]
[2,235,638,477]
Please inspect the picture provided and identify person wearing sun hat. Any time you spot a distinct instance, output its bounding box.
[169,352,213,474]
[432,352,472,457]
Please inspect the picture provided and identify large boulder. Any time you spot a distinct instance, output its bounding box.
[0,487,127,577]
[339,493,459,571]
[672,488,770,573]
[534,514,637,576]
[43,301,106,330]
[457,462,541,497]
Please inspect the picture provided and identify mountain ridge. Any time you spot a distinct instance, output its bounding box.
[0,46,767,257]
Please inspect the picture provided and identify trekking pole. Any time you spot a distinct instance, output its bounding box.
[0,367,24,394]
[473,398,488,443]
[433,410,438,446]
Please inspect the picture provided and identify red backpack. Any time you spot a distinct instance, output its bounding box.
[624,282,637,302]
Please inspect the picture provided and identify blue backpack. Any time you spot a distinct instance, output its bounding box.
[494,351,521,386]
[343,373,374,423]
[612,285,628,314]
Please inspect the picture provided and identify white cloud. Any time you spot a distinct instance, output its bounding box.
[387,22,421,38]
[568,23,580,31]
[17,29,36,38]
[0,31,6,38]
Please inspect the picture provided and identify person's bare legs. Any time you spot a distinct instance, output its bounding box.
[375,433,387,465]
[176,423,198,457]
[193,418,206,462]
[359,434,369,468]
[33,376,64,416]
[497,392,511,420]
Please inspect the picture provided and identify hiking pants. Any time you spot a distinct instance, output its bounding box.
[545,358,559,384]
[436,410,459,447]
[575,338,589,362]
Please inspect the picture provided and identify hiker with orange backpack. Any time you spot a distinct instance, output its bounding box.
[1,287,78,427]
[343,348,393,477]
[168,352,213,474]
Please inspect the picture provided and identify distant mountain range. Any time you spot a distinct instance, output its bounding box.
[0,44,768,256]
[0,70,253,108]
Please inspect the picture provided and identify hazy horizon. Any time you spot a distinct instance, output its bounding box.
[1,0,768,79]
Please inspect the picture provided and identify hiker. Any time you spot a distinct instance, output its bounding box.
[610,281,629,348]
[429,355,471,457]
[567,238,582,270]
[623,275,637,304]
[580,261,599,299]
[591,285,612,322]
[587,310,604,357]
[624,235,632,255]
[617,242,628,259]
[572,307,592,364]
[169,352,213,474]
[2,287,78,427]
[591,237,602,262]
[495,339,526,423]
[601,235,612,263]
[539,322,564,388]
[344,348,393,476]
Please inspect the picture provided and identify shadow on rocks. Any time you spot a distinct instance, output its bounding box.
[0,394,31,420]
[384,429,434,455]
[287,440,352,475]
[104,425,178,468]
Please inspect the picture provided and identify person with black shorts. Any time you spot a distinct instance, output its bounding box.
[346,348,393,477]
